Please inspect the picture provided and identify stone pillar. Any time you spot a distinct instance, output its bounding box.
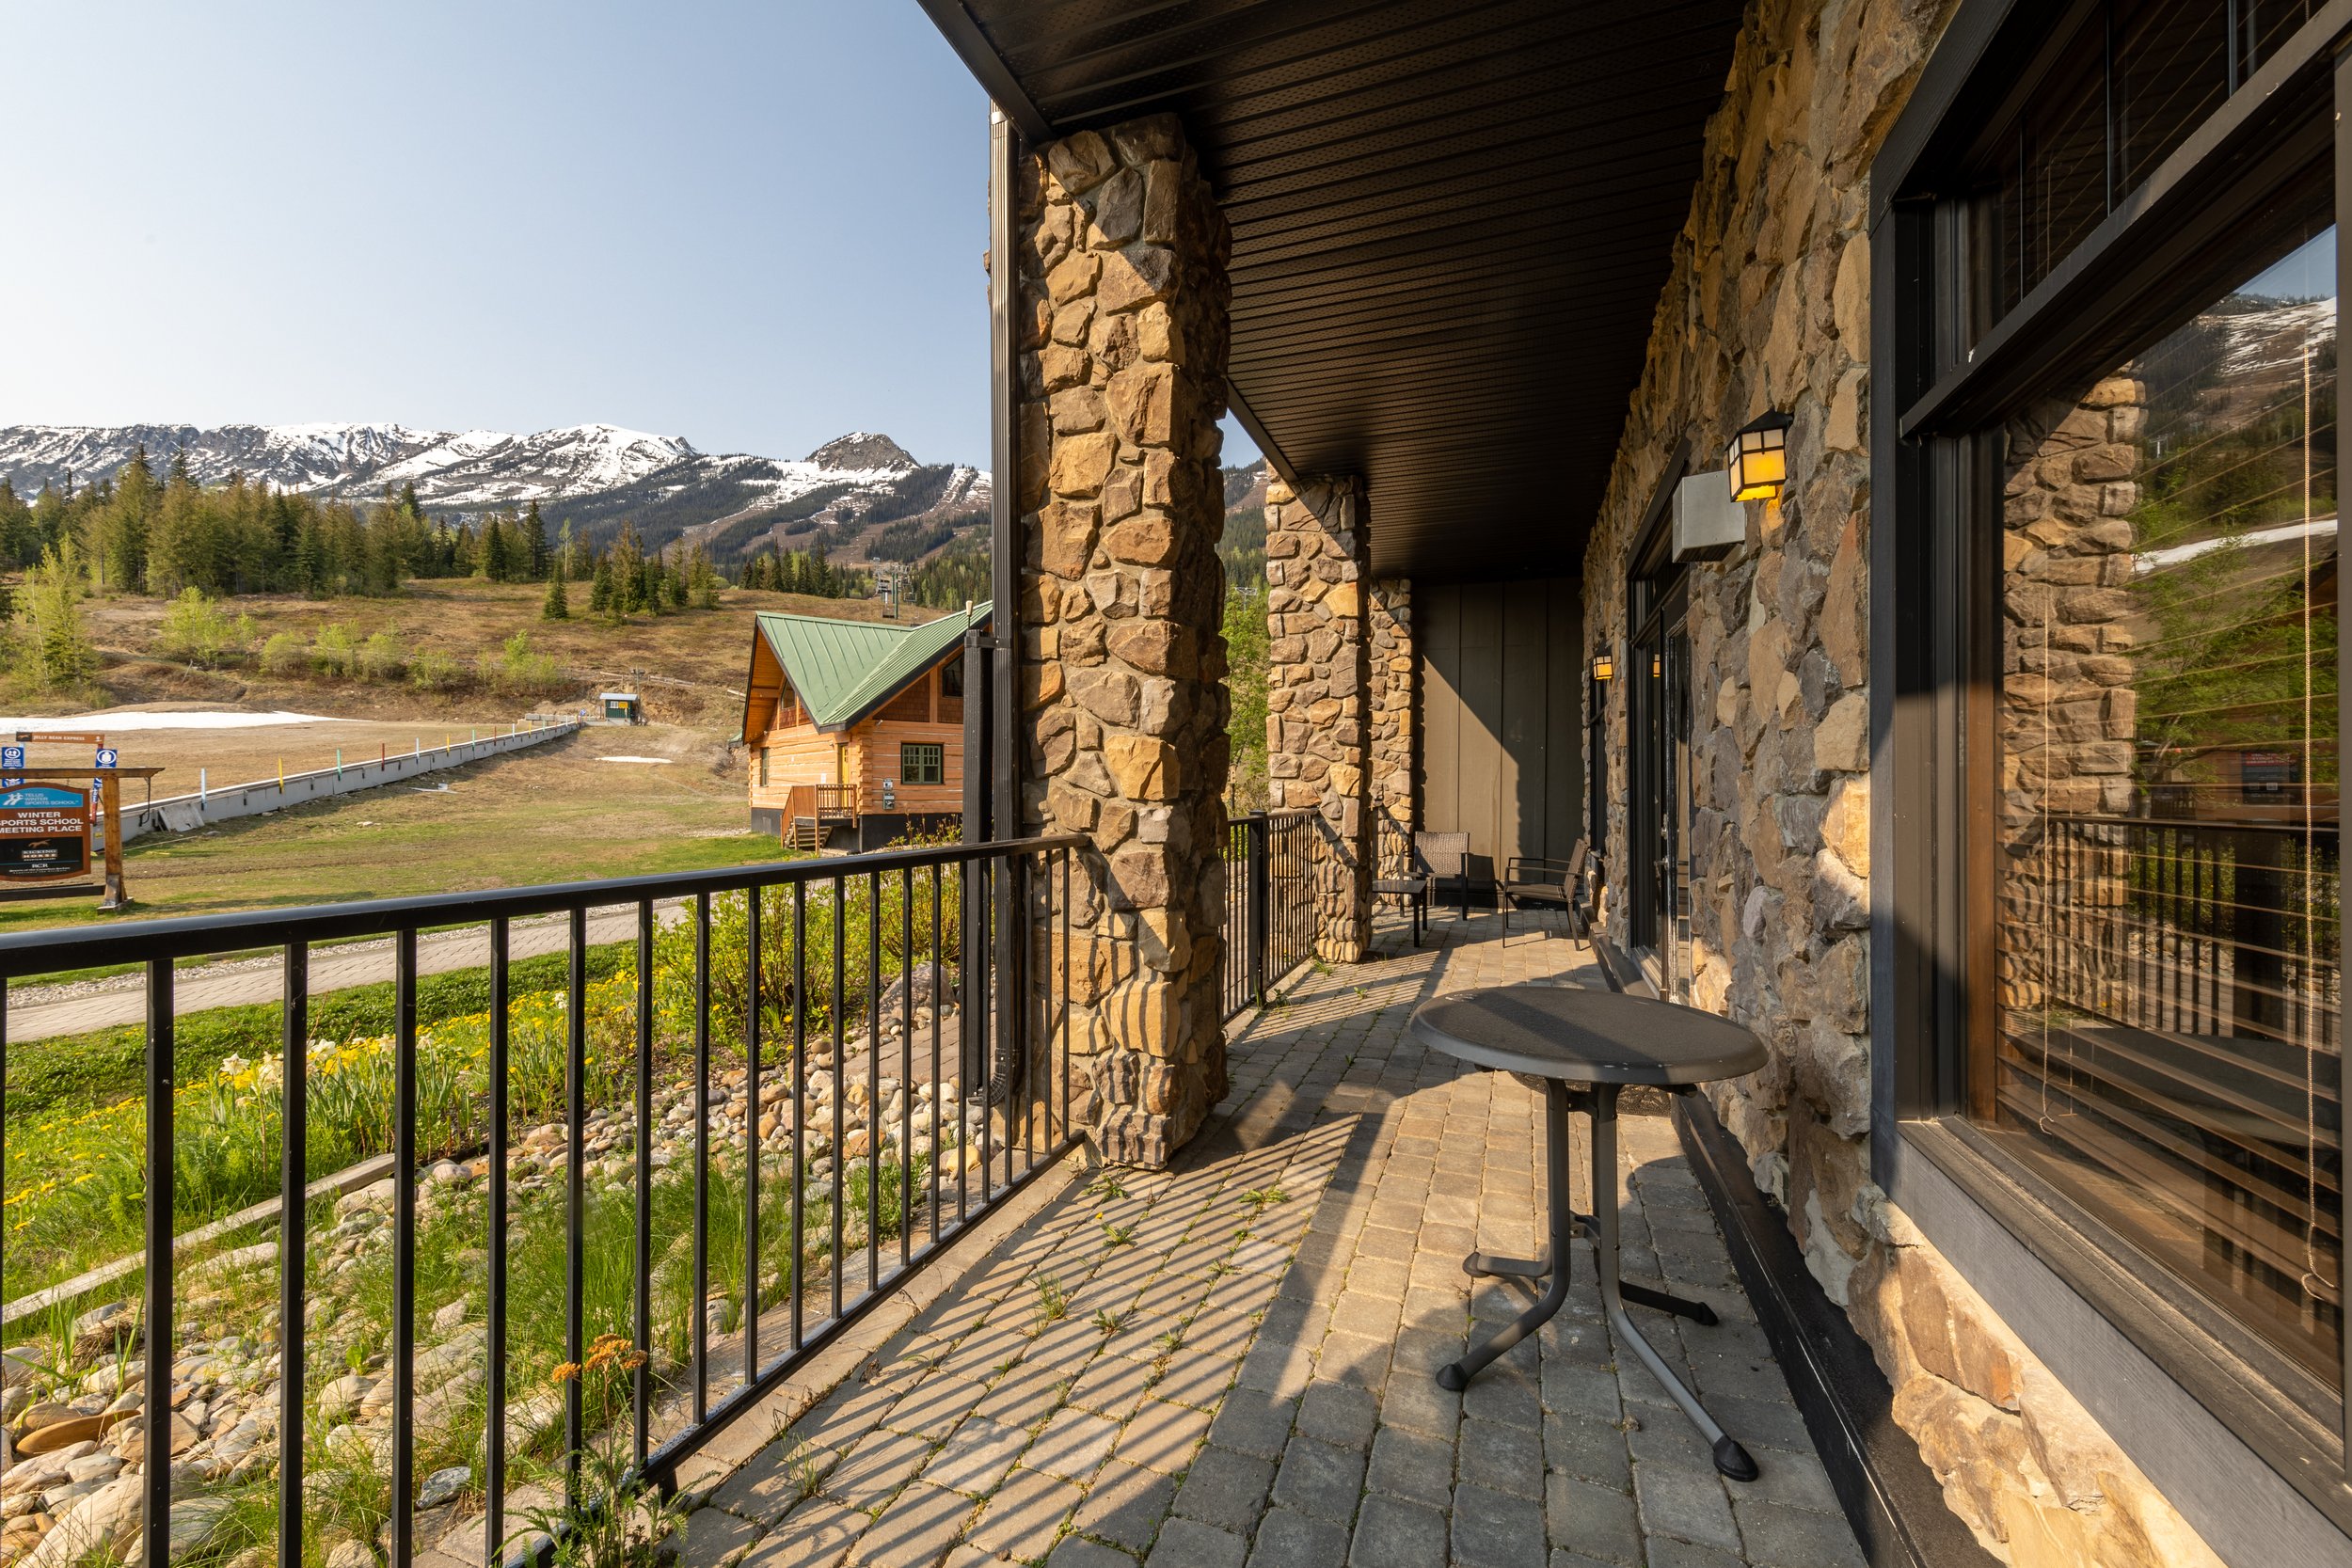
[1265,477,1373,961]
[1369,578,1415,878]
[1996,377,2145,1041]
[1012,113,1232,1167]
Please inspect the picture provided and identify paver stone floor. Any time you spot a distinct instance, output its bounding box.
[670,912,1866,1568]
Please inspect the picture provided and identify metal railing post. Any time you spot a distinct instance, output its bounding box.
[1248,812,1270,1005]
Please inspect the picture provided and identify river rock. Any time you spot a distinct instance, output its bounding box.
[415,1466,469,1511]
[11,1406,73,1438]
[125,1496,231,1567]
[14,1418,105,1457]
[317,1375,371,1425]
[110,1413,198,1464]
[19,1475,137,1568]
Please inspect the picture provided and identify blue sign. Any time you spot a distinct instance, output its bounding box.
[0,786,84,811]
[0,784,90,879]
[3,748,24,770]
[94,748,118,768]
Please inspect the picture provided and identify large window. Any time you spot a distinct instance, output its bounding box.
[1883,0,2350,1518]
[1984,220,2340,1389]
[1969,0,2321,331]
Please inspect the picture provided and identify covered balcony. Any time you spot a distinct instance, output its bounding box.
[0,5,2036,1568]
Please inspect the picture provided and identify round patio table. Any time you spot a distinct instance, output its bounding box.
[1410,984,1769,1480]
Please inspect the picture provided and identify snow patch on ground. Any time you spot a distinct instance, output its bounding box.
[0,710,338,731]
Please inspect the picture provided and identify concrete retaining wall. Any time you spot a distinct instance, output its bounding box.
[118,721,580,843]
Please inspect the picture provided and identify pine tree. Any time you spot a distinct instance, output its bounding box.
[590,556,615,615]
[482,516,512,581]
[543,568,569,621]
[523,501,549,578]
[26,539,96,687]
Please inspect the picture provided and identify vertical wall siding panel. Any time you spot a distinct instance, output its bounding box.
[1423,584,1462,859]
[1456,584,1505,864]
[1546,581,1583,861]
[1418,577,1583,873]
[1501,581,1549,874]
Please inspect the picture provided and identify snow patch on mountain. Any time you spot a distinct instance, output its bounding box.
[0,420,993,563]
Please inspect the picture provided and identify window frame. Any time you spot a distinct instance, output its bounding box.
[900,741,945,787]
[1872,0,2352,1522]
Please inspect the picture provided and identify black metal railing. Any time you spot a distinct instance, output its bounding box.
[2025,813,2341,1045]
[0,834,1082,1568]
[1216,811,1321,1021]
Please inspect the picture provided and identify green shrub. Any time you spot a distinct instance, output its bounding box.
[482,629,567,697]
[356,629,405,681]
[155,588,254,668]
[260,630,307,676]
[653,855,961,1050]
[408,648,463,691]
[310,622,357,676]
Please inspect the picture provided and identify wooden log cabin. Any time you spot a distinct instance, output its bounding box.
[740,604,986,850]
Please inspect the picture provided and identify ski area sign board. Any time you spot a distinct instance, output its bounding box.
[0,784,92,880]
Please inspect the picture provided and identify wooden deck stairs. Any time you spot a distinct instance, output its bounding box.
[783,784,859,854]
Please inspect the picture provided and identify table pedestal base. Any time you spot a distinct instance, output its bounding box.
[1437,1083,1758,1481]
[1464,1250,1721,1327]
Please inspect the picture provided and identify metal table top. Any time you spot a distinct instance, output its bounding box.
[1410,984,1768,1086]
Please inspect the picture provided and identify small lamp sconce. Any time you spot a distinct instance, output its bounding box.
[1726,409,1793,503]
[1592,651,1615,683]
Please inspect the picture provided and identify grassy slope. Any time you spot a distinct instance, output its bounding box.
[0,578,949,938]
[86,578,947,730]
[0,728,779,936]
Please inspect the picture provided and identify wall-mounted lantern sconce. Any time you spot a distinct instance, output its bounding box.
[1592,652,1614,683]
[1726,409,1792,503]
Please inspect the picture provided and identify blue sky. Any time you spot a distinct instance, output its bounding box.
[0,3,1259,471]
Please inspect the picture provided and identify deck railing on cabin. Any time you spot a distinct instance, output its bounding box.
[779,784,861,826]
[0,834,1084,1568]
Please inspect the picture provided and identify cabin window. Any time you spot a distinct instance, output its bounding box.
[758,748,771,788]
[941,657,965,698]
[901,742,944,785]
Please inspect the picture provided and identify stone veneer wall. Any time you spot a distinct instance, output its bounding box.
[1996,380,2146,1037]
[1370,578,1416,878]
[1265,478,1373,961]
[1011,113,1232,1167]
[1576,1,2223,1563]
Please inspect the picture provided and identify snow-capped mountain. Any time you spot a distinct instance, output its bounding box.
[0,421,990,564]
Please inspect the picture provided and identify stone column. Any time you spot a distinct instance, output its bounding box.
[1996,377,2145,1039]
[1265,477,1373,961]
[1012,113,1232,1167]
[1370,578,1415,878]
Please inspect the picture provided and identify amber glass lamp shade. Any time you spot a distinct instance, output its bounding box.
[1726,409,1792,502]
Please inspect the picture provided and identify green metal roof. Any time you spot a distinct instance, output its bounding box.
[754,603,989,732]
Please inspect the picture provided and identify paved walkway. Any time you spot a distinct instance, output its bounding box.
[667,912,1864,1568]
[8,904,677,1041]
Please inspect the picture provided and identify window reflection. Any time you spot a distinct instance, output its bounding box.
[1987,223,2342,1389]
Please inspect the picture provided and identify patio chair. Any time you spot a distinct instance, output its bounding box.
[1414,832,1494,918]
[1502,840,1590,942]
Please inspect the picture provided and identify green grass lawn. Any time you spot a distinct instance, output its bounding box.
[0,736,780,938]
